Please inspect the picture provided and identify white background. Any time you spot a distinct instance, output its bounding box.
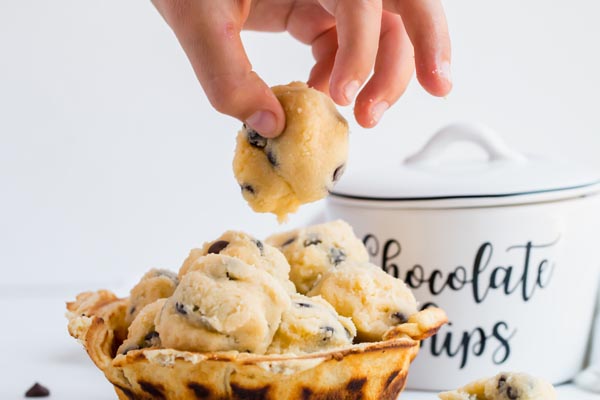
[1,1,599,398]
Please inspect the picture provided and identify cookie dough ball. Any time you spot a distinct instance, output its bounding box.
[267,220,369,293]
[179,231,295,292]
[118,299,166,355]
[126,269,178,324]
[267,294,356,355]
[233,82,349,221]
[156,254,290,354]
[438,372,557,400]
[307,262,418,342]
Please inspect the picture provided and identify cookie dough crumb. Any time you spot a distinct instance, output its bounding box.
[233,82,349,222]
[126,269,178,325]
[308,261,418,342]
[267,220,369,293]
[438,372,557,400]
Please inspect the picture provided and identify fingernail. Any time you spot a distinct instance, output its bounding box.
[246,110,277,137]
[438,61,452,83]
[343,80,361,103]
[371,101,389,125]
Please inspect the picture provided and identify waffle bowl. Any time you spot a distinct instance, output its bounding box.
[67,290,447,400]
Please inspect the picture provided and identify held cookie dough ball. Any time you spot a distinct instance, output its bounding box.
[179,231,295,292]
[267,220,369,293]
[438,372,557,400]
[118,299,166,355]
[126,269,178,324]
[307,262,418,342]
[267,294,356,354]
[156,254,290,354]
[233,82,349,221]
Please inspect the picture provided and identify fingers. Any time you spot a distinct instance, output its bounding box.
[354,12,414,128]
[307,27,338,95]
[327,0,383,105]
[384,0,452,97]
[152,0,285,137]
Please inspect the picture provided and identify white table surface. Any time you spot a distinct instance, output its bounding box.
[2,290,597,400]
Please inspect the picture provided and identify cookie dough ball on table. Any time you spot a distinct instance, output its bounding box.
[179,231,295,292]
[156,254,290,354]
[126,269,178,324]
[438,372,557,400]
[267,220,369,293]
[118,299,166,355]
[233,82,349,221]
[307,262,418,342]
[267,294,356,354]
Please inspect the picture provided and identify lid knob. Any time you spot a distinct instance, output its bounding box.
[404,122,527,167]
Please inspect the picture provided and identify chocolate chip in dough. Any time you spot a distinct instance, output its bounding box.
[240,184,255,195]
[266,150,278,167]
[175,302,187,315]
[295,302,312,308]
[207,240,229,255]
[506,386,520,400]
[391,312,408,324]
[25,383,50,398]
[303,235,322,247]
[253,239,265,255]
[281,237,296,247]
[328,247,346,266]
[320,326,335,341]
[246,129,267,148]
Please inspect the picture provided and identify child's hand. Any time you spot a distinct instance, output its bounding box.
[152,0,451,137]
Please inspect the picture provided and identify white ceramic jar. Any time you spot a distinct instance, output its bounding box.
[326,123,600,391]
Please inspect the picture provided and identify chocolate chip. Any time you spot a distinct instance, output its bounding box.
[129,306,136,315]
[333,164,345,182]
[267,150,278,167]
[391,312,408,324]
[25,383,50,397]
[175,302,187,315]
[207,240,229,254]
[295,302,312,308]
[144,331,159,342]
[193,305,200,312]
[328,247,346,266]
[240,184,255,195]
[246,129,267,148]
[253,239,265,255]
[320,326,335,341]
[497,375,507,389]
[225,271,237,281]
[506,386,519,399]
[281,237,296,247]
[303,235,322,247]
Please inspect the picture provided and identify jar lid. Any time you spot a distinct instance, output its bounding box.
[330,123,600,206]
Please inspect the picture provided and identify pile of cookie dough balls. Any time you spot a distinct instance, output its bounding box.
[117,220,420,356]
[233,82,349,222]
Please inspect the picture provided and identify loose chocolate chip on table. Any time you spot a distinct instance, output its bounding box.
[333,164,346,182]
[391,312,408,324]
[207,240,229,254]
[240,184,255,194]
[246,129,268,148]
[175,302,187,315]
[328,247,347,265]
[267,150,278,167]
[25,382,50,397]
[303,235,322,247]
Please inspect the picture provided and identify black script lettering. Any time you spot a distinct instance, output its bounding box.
[472,242,494,303]
[492,321,516,365]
